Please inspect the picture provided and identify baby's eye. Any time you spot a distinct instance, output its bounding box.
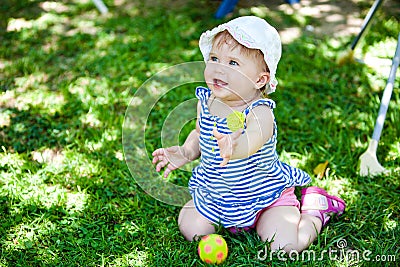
[229,60,239,66]
[210,56,219,62]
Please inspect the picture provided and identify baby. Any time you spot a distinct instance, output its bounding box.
[152,16,345,253]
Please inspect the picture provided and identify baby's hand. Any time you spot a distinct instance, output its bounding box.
[213,128,242,166]
[152,146,190,178]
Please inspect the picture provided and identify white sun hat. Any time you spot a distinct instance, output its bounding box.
[199,16,282,94]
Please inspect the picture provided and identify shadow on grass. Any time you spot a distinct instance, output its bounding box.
[0,0,46,33]
[0,0,399,266]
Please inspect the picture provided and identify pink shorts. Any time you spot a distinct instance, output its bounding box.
[266,187,300,210]
[229,187,300,233]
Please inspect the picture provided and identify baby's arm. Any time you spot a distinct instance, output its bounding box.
[213,105,273,166]
[152,102,201,177]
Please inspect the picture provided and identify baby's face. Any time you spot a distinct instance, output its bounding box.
[204,40,268,104]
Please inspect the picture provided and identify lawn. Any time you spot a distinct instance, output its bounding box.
[1,0,399,266]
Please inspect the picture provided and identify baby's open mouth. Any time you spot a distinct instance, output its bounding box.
[213,79,228,88]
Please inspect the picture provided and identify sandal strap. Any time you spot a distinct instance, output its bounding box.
[300,187,346,226]
[301,193,329,211]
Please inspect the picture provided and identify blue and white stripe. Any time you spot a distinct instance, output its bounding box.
[189,87,311,228]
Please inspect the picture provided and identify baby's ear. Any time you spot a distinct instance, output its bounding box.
[255,72,270,89]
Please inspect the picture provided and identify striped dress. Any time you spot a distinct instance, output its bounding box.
[188,87,311,228]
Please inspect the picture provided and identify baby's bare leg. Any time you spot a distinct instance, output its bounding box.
[178,200,215,241]
[256,206,322,252]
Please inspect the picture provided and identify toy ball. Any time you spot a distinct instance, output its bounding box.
[198,234,228,264]
[226,110,245,132]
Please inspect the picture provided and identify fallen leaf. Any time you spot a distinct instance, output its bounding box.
[314,160,329,178]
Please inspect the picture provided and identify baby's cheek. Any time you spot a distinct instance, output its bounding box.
[204,64,214,80]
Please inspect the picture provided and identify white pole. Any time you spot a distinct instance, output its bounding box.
[92,0,108,14]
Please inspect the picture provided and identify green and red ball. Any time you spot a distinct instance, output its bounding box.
[198,234,228,264]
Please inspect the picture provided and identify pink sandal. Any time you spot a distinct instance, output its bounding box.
[301,186,346,226]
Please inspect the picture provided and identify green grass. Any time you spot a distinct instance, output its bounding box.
[1,0,399,266]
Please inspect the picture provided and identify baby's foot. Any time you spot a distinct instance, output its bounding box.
[300,186,346,226]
